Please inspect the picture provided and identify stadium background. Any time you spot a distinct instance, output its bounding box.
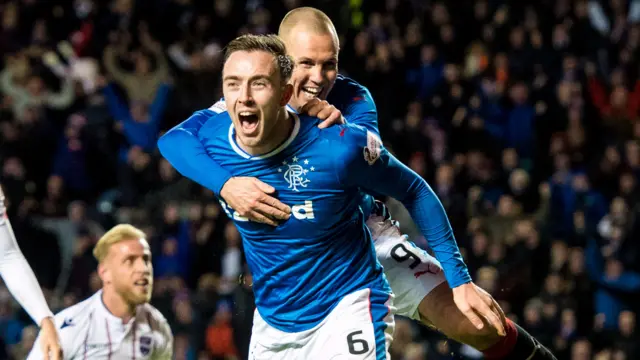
[0,0,639,359]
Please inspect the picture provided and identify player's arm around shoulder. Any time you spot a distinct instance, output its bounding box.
[338,77,380,136]
[157,100,234,197]
[157,99,226,148]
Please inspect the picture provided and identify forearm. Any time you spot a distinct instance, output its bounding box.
[0,219,53,325]
[387,162,471,287]
[402,183,471,287]
[158,110,232,196]
[349,142,471,287]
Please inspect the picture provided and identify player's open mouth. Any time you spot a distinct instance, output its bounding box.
[302,86,323,99]
[239,111,259,133]
[134,279,150,290]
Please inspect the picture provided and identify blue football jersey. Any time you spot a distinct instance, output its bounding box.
[197,111,390,332]
[159,74,471,298]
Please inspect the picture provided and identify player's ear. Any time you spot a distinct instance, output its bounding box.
[280,84,293,106]
[98,263,111,284]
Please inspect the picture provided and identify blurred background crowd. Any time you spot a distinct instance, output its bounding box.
[0,0,639,359]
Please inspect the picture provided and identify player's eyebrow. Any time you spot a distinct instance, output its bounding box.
[223,75,241,82]
[223,74,272,82]
[297,56,338,64]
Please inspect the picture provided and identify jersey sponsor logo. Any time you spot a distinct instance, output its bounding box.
[279,156,313,192]
[291,200,315,220]
[61,318,74,329]
[219,200,249,222]
[363,131,382,165]
[140,335,152,356]
[220,199,315,222]
[352,96,364,101]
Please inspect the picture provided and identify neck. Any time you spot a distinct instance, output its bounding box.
[101,289,136,323]
[241,108,294,156]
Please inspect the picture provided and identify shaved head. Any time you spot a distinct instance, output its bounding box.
[277,7,340,111]
[278,7,339,49]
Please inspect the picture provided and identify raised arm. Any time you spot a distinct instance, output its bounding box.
[303,77,380,135]
[158,104,290,225]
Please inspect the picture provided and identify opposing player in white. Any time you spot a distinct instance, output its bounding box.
[27,224,173,359]
[0,186,62,359]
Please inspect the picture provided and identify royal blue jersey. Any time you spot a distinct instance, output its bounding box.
[195,111,390,332]
[158,75,471,290]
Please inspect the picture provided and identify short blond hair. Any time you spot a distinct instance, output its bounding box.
[93,224,146,263]
[278,7,339,48]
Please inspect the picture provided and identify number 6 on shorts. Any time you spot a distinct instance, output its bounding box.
[346,330,370,355]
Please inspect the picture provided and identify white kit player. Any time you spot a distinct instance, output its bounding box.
[0,186,62,359]
[27,224,173,359]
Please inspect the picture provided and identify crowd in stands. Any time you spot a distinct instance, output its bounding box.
[1,0,639,359]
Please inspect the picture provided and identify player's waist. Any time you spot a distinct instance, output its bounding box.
[252,274,390,333]
[250,248,389,332]
[251,287,391,346]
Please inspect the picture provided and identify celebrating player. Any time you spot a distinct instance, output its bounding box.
[0,187,62,360]
[159,8,556,360]
[179,34,395,359]
[27,224,173,359]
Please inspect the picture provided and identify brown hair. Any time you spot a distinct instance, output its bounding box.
[224,34,294,82]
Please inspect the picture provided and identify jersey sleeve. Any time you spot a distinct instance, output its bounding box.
[0,189,54,326]
[339,80,380,137]
[157,100,232,196]
[336,126,471,288]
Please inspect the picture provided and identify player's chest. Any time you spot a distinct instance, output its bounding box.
[70,321,160,359]
[219,152,357,227]
[223,150,339,196]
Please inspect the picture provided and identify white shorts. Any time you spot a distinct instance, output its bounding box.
[367,215,446,321]
[249,288,395,360]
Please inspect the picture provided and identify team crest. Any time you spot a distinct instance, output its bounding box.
[139,336,152,356]
[278,156,315,192]
[363,131,382,165]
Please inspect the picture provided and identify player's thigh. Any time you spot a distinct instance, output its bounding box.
[373,232,445,321]
[311,288,395,360]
